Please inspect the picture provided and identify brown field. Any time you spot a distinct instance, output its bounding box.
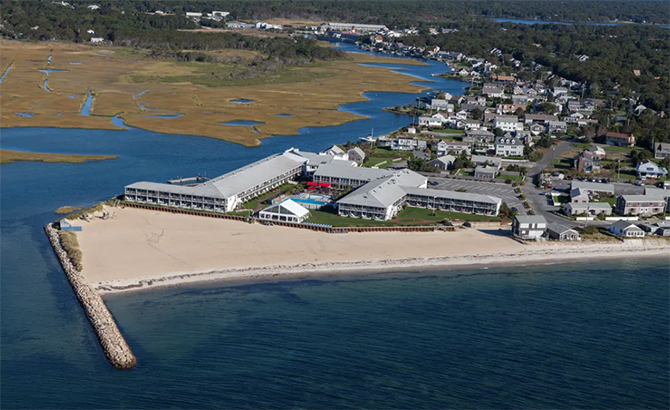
[0,150,118,164]
[0,40,429,146]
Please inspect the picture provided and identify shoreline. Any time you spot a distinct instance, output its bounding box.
[94,242,669,296]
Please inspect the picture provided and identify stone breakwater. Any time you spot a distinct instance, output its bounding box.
[44,223,137,369]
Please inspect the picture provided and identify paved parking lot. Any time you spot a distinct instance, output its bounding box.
[427,177,525,213]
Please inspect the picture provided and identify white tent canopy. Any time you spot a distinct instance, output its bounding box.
[259,199,310,223]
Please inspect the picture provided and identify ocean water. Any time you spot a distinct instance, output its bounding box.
[1,43,668,409]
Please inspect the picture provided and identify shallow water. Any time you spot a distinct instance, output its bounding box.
[79,91,93,116]
[221,120,265,126]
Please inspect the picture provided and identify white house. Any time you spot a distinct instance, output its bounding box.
[259,199,310,223]
[608,220,644,237]
[637,161,668,180]
[90,37,105,43]
[494,116,523,132]
[495,136,524,157]
[418,116,442,128]
[512,215,547,240]
[428,98,453,111]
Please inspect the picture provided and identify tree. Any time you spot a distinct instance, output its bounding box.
[659,157,670,170]
[471,107,483,120]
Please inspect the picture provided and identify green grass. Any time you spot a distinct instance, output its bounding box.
[364,157,392,168]
[372,147,414,158]
[395,207,502,222]
[305,206,503,226]
[306,209,396,227]
[595,197,617,206]
[433,129,465,136]
[226,210,253,217]
[496,174,525,181]
[603,145,645,153]
[240,183,296,209]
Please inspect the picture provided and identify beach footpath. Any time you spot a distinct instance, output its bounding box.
[45,223,136,369]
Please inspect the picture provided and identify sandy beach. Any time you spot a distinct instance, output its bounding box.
[71,206,669,294]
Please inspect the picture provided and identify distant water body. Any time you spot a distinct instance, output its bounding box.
[1,41,668,409]
[491,17,670,29]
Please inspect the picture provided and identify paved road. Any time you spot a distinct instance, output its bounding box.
[427,177,525,213]
[528,141,574,177]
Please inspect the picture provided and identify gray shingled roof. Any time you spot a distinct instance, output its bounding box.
[403,187,502,205]
[337,177,408,208]
[571,181,614,193]
[314,162,394,182]
[566,202,611,210]
[208,152,306,197]
[515,215,547,224]
[126,152,306,200]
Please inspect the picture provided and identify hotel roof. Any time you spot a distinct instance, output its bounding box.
[207,152,306,198]
[403,187,502,205]
[566,202,612,210]
[126,152,307,200]
[314,162,394,182]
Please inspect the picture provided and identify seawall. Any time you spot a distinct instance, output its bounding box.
[44,223,137,369]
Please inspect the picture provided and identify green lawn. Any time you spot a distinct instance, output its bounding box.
[594,197,617,206]
[241,183,296,210]
[305,206,502,226]
[395,207,502,222]
[226,210,253,217]
[305,210,396,227]
[373,147,414,158]
[456,170,474,177]
[364,157,392,168]
[496,174,525,181]
[603,145,645,153]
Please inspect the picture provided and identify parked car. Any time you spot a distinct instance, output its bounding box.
[428,180,439,186]
[634,180,644,186]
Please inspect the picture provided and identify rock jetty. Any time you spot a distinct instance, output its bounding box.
[45,223,137,369]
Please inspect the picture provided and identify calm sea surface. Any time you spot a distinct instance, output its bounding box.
[1,42,668,409]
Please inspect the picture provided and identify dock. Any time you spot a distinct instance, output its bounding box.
[44,222,137,369]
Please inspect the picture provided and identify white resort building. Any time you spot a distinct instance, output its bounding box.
[333,168,501,221]
[124,151,307,212]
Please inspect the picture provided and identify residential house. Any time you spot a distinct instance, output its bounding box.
[512,95,528,106]
[571,181,614,195]
[606,132,635,147]
[466,95,487,106]
[462,119,481,130]
[547,120,567,134]
[645,187,670,212]
[524,114,559,125]
[638,222,670,236]
[569,187,590,203]
[428,98,453,111]
[471,155,502,170]
[529,123,545,135]
[552,87,568,96]
[495,136,524,157]
[563,202,612,216]
[574,151,601,174]
[494,116,523,132]
[347,147,366,164]
[419,116,443,128]
[474,165,498,180]
[322,145,346,158]
[482,83,504,98]
[615,195,666,216]
[429,155,456,171]
[392,138,427,151]
[547,224,581,241]
[608,220,644,237]
[512,215,548,240]
[654,143,670,159]
[587,145,606,159]
[636,161,668,180]
[464,130,496,154]
[440,141,471,156]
